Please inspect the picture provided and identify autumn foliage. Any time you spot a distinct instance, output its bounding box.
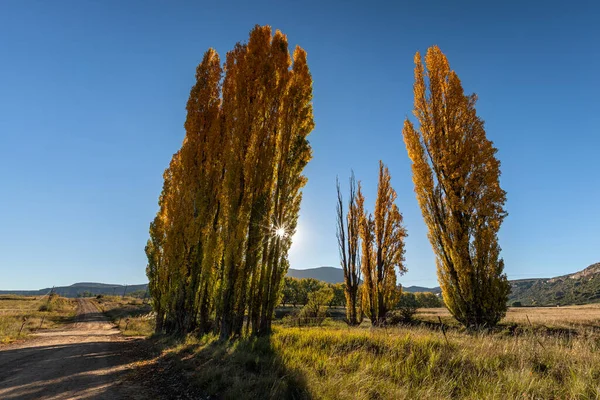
[356,162,408,326]
[402,46,509,328]
[146,25,314,338]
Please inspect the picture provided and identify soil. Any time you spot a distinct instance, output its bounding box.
[0,299,155,399]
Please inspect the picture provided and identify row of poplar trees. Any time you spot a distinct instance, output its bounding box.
[338,46,509,329]
[145,26,314,338]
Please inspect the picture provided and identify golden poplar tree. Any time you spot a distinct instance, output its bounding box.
[358,162,407,325]
[336,172,362,325]
[402,46,509,328]
[147,25,314,339]
[373,161,407,324]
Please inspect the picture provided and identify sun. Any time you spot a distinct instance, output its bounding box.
[275,226,286,238]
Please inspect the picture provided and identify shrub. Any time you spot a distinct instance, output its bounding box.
[511,301,522,307]
[394,292,418,323]
[297,287,334,326]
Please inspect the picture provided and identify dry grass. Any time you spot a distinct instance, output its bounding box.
[93,295,155,337]
[0,294,76,344]
[149,304,600,399]
[419,305,600,332]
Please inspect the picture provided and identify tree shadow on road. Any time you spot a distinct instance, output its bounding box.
[0,338,160,400]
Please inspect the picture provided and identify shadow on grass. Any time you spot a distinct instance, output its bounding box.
[137,333,311,400]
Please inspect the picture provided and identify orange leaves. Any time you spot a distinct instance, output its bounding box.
[146,25,314,337]
[356,161,407,325]
[402,46,509,328]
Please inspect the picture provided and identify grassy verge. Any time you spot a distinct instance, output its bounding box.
[93,295,155,337]
[0,294,76,344]
[144,313,600,399]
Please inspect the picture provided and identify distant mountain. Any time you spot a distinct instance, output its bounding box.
[288,262,600,306]
[0,282,148,298]
[509,262,600,306]
[3,262,598,305]
[287,267,345,284]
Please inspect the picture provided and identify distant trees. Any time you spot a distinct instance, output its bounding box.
[414,292,442,308]
[299,286,334,324]
[336,173,362,325]
[146,25,314,338]
[281,277,345,308]
[402,46,509,328]
[358,162,408,326]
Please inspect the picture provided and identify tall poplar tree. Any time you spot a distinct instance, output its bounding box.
[336,173,362,325]
[146,25,314,339]
[402,46,509,328]
[358,162,407,325]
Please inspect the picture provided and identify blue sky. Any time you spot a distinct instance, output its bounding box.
[1,0,598,290]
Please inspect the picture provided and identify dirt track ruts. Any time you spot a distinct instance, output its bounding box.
[0,298,150,399]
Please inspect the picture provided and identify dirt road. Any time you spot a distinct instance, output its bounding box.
[0,299,151,399]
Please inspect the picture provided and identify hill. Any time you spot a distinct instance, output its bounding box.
[509,262,600,306]
[3,262,598,305]
[0,283,148,298]
[288,262,600,306]
[287,266,345,284]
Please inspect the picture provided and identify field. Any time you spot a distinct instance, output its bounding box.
[92,295,155,337]
[3,295,600,398]
[0,294,76,344]
[145,305,600,399]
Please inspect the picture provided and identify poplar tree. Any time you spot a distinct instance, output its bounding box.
[358,162,407,325]
[146,25,314,339]
[402,46,509,328]
[373,161,407,324]
[336,173,362,325]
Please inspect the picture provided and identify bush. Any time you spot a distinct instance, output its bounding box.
[297,287,334,326]
[394,292,419,323]
[511,301,522,307]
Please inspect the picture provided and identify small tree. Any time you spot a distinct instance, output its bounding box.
[299,286,334,325]
[395,292,419,322]
[298,278,325,306]
[329,283,346,307]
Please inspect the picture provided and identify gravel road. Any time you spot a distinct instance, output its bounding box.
[0,298,151,399]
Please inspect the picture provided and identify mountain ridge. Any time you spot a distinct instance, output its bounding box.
[2,262,598,305]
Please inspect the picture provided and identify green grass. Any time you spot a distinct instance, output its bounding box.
[149,317,600,399]
[93,295,155,336]
[0,294,76,344]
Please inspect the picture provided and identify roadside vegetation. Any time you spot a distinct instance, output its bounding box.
[93,295,154,337]
[146,307,600,399]
[0,294,76,344]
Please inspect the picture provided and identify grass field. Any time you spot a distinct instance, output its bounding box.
[145,305,600,399]
[0,294,76,344]
[93,295,155,336]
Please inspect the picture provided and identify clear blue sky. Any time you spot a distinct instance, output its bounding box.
[1,0,598,290]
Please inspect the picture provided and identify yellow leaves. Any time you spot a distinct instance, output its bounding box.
[357,161,407,325]
[147,25,315,337]
[402,45,509,328]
